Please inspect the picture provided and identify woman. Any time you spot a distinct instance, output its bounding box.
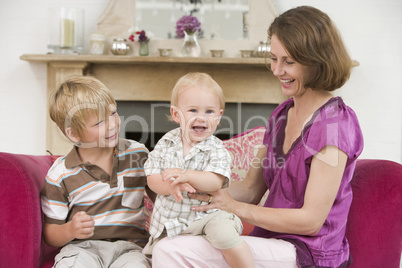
[151,6,363,268]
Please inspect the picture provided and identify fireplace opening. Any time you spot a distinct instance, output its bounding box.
[118,101,277,150]
[125,132,234,151]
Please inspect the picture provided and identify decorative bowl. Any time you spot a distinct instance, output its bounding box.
[257,41,271,58]
[240,50,254,58]
[158,48,172,57]
[111,38,130,56]
[210,50,224,58]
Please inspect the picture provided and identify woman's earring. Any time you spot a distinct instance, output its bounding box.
[76,141,82,147]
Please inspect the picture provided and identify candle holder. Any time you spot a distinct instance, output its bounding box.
[47,7,84,54]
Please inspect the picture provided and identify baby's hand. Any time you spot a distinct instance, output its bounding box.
[70,211,95,239]
[171,182,196,202]
[162,168,183,181]
[162,168,189,185]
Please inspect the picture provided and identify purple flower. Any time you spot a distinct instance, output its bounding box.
[137,30,148,42]
[176,15,201,38]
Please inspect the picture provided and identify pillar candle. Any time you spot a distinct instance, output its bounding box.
[61,18,74,48]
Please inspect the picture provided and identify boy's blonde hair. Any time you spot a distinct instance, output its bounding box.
[170,72,225,110]
[49,75,116,140]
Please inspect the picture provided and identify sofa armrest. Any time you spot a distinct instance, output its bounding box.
[0,152,58,268]
[347,159,402,268]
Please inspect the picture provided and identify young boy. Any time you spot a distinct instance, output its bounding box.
[40,75,152,267]
[144,72,254,267]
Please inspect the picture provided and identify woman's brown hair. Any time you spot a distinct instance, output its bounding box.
[268,6,352,91]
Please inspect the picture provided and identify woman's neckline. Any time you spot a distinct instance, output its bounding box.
[278,96,342,158]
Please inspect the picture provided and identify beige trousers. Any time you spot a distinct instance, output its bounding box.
[53,240,150,268]
[145,210,243,256]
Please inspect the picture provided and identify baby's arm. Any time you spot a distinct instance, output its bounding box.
[147,173,196,202]
[162,169,225,193]
[43,211,95,248]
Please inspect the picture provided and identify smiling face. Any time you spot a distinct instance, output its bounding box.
[70,104,121,148]
[270,35,313,97]
[171,86,223,147]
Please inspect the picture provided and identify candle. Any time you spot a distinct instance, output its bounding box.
[90,33,105,54]
[61,18,74,48]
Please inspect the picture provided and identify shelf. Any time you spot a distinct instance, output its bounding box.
[20,54,271,66]
[21,54,359,67]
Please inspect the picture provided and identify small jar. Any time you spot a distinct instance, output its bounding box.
[111,38,130,55]
[89,33,105,55]
[257,40,271,58]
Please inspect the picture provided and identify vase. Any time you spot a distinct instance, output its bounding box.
[139,41,149,56]
[181,31,201,57]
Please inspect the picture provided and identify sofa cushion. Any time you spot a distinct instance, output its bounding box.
[222,126,266,182]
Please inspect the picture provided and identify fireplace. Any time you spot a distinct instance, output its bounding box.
[20,54,286,155]
[118,101,276,150]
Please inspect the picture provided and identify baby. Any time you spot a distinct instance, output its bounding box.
[144,72,254,267]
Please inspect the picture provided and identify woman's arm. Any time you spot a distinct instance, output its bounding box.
[191,145,347,236]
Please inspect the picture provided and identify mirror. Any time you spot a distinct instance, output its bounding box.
[135,0,249,40]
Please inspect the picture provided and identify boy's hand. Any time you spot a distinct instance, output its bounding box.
[171,182,196,202]
[70,211,95,239]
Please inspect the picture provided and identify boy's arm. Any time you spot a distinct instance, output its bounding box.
[43,211,95,248]
[162,169,226,193]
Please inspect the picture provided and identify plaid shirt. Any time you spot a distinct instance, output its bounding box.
[144,128,231,239]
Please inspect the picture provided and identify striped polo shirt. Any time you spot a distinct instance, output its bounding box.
[40,138,150,246]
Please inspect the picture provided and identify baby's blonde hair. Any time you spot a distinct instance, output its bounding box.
[49,75,116,140]
[170,72,225,110]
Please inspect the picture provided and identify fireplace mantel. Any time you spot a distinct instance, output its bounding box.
[21,53,285,155]
[21,54,272,66]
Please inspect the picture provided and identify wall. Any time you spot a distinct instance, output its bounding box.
[0,0,401,164]
[0,0,110,155]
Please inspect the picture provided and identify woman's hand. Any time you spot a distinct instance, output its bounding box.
[188,188,237,213]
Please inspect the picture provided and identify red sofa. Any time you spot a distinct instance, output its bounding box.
[1,147,401,267]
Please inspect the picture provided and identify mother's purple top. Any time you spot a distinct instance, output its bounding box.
[250,97,364,268]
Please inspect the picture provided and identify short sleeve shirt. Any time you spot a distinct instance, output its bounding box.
[40,139,150,246]
[250,97,364,267]
[144,127,231,239]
